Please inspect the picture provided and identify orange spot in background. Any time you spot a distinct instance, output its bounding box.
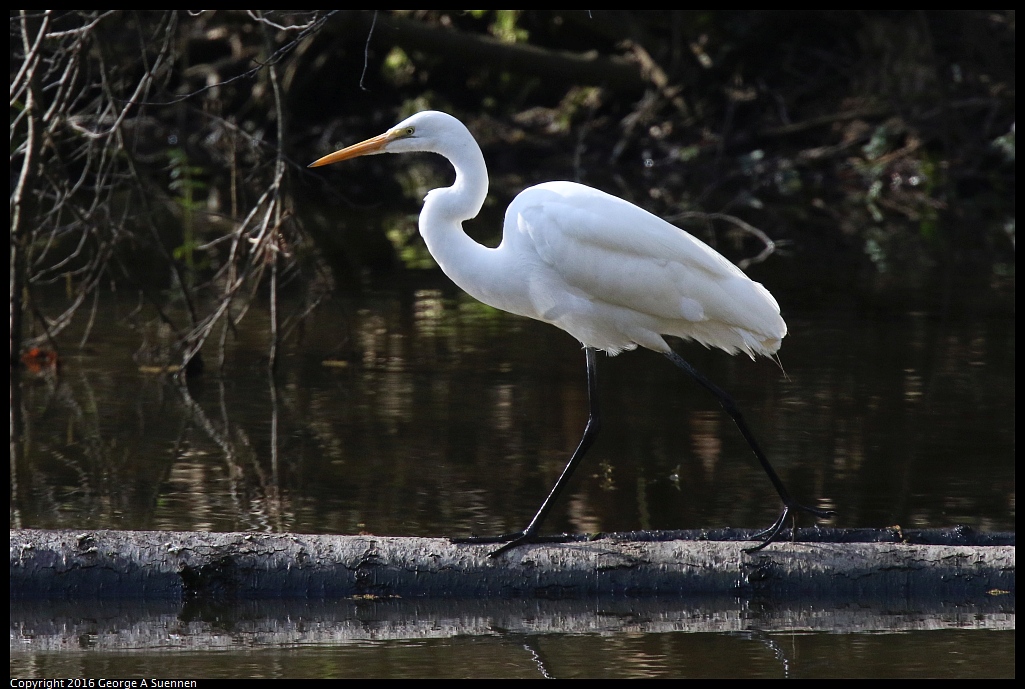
[20,347,58,373]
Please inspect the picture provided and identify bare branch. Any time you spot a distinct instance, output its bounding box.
[668,211,779,270]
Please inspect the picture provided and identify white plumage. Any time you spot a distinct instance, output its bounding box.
[310,110,831,554]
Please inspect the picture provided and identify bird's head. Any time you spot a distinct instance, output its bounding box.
[309,110,466,167]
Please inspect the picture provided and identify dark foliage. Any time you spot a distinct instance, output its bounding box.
[10,10,1014,369]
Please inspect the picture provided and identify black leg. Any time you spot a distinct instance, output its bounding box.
[453,346,602,557]
[664,350,834,552]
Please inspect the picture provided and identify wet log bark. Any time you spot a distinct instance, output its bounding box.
[9,528,1014,601]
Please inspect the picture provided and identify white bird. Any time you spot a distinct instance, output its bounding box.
[310,110,833,554]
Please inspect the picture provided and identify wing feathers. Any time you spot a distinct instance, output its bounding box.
[509,183,784,354]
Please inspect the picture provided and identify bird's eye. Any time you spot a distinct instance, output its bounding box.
[405,127,415,136]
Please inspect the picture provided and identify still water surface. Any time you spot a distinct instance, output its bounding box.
[10,283,1015,678]
[10,628,1016,679]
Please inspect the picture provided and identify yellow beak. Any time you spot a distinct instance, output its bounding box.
[308,131,394,168]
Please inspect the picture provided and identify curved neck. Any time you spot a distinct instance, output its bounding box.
[418,139,507,308]
[422,136,489,227]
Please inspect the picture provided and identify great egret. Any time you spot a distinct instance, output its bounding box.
[310,110,833,554]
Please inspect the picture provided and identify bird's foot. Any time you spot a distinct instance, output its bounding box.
[450,532,524,545]
[451,530,580,558]
[450,530,537,558]
[744,502,836,554]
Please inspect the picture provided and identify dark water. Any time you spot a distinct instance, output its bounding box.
[10,282,1015,678]
[8,595,1016,679]
[12,285,1014,537]
[8,628,1017,679]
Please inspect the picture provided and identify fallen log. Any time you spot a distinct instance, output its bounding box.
[330,11,646,95]
[9,528,1014,601]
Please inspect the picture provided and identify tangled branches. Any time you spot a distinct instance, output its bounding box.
[10,10,333,374]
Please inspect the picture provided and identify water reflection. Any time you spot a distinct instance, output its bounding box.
[9,597,1015,678]
[11,286,1015,541]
